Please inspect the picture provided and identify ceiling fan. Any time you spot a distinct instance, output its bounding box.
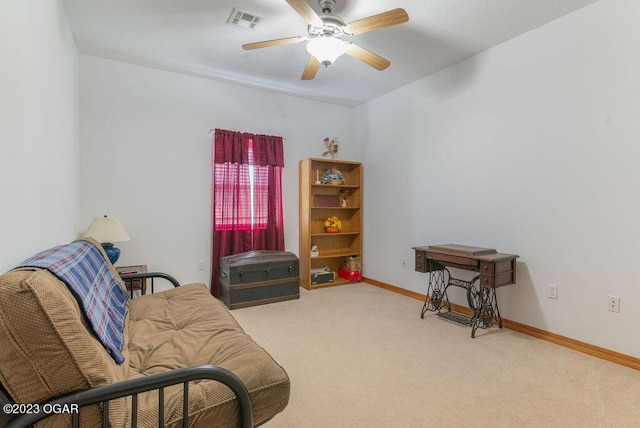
[242,0,409,80]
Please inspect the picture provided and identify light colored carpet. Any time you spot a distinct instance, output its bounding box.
[232,283,640,427]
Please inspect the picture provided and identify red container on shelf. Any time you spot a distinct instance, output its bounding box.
[338,268,362,281]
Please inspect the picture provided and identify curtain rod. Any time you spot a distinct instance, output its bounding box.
[208,129,286,142]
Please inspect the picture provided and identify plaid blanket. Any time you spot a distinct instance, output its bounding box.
[18,240,129,364]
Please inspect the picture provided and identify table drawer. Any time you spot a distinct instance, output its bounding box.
[415,251,427,273]
[480,261,494,274]
[480,271,515,288]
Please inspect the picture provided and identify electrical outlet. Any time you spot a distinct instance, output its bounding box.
[402,257,407,268]
[197,260,205,271]
[607,295,620,313]
[548,284,558,299]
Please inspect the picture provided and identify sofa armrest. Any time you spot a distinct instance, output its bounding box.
[119,271,180,295]
[6,365,253,428]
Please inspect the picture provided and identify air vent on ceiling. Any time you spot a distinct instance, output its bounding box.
[227,8,263,29]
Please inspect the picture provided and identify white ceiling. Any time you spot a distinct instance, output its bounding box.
[61,0,599,107]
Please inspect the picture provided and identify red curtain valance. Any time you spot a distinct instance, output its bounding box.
[214,128,284,167]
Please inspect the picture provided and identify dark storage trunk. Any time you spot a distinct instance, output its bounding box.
[219,250,300,309]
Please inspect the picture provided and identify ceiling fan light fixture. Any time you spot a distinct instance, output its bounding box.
[306,37,347,66]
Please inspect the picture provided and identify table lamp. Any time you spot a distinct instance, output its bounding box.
[83,215,131,264]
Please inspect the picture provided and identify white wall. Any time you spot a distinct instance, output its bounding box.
[79,55,362,289]
[0,0,79,272]
[357,0,640,357]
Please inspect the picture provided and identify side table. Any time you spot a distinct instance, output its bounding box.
[116,265,148,297]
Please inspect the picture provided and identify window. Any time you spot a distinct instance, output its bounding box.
[213,142,270,230]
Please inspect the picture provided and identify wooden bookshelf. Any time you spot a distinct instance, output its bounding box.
[299,158,362,289]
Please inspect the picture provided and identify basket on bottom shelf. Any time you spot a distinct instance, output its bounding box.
[342,256,361,271]
[338,268,362,281]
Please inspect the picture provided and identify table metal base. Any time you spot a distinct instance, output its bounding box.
[420,260,502,338]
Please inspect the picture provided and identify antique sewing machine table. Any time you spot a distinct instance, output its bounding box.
[412,244,519,338]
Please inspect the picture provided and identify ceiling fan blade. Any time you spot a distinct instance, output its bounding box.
[242,36,307,50]
[301,55,321,80]
[345,43,391,71]
[286,0,324,28]
[345,8,409,35]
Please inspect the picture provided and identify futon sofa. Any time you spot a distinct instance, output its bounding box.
[0,239,290,427]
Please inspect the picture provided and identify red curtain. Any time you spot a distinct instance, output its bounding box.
[210,129,284,297]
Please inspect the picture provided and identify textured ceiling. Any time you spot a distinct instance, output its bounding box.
[61,0,599,107]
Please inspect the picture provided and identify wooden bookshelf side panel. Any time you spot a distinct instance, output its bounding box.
[299,159,312,288]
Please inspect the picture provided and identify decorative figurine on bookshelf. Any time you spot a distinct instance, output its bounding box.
[324,216,342,233]
[321,166,345,185]
[339,189,350,207]
[322,137,339,159]
[311,244,319,258]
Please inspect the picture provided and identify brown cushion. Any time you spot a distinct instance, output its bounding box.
[127,283,290,427]
[0,268,129,427]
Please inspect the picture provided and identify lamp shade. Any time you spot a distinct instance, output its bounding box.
[306,37,347,65]
[83,216,131,243]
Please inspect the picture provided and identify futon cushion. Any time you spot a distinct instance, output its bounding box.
[0,268,129,427]
[127,283,290,427]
